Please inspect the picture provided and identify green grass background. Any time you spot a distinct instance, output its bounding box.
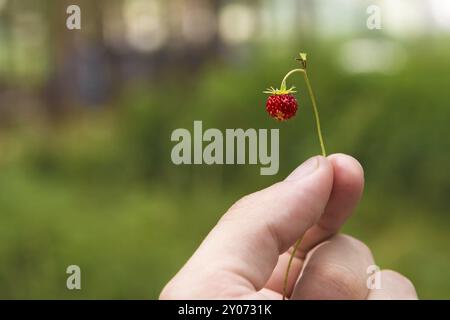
[1,38,450,299]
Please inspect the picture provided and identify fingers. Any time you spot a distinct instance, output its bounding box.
[265,154,364,295]
[160,156,334,299]
[298,154,364,257]
[367,270,418,300]
[264,250,304,296]
[291,234,374,300]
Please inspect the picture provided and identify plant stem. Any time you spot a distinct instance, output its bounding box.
[280,69,326,157]
[282,238,302,300]
[280,68,327,300]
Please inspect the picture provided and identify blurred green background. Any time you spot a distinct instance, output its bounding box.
[0,0,450,299]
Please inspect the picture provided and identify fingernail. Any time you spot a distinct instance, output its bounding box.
[285,156,321,181]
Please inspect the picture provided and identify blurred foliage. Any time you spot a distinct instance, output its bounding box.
[1,35,450,299]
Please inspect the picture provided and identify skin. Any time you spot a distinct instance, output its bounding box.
[160,154,418,300]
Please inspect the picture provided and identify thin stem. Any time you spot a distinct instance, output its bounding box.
[280,68,326,157]
[280,68,327,300]
[280,69,301,90]
[282,238,302,300]
[303,71,327,157]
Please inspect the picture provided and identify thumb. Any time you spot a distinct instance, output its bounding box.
[161,156,334,299]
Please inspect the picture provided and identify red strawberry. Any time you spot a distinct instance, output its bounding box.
[264,86,298,121]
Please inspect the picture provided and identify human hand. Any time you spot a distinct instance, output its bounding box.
[160,154,417,300]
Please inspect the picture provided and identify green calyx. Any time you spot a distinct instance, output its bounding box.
[263,85,296,95]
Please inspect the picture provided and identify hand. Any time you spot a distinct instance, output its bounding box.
[160,154,417,300]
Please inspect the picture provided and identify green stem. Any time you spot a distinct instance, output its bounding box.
[282,238,302,300]
[280,69,326,157]
[280,68,327,300]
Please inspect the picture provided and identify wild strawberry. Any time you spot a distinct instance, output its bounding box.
[263,52,328,301]
[264,87,298,121]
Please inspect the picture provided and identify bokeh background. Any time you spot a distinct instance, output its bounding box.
[0,0,449,299]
